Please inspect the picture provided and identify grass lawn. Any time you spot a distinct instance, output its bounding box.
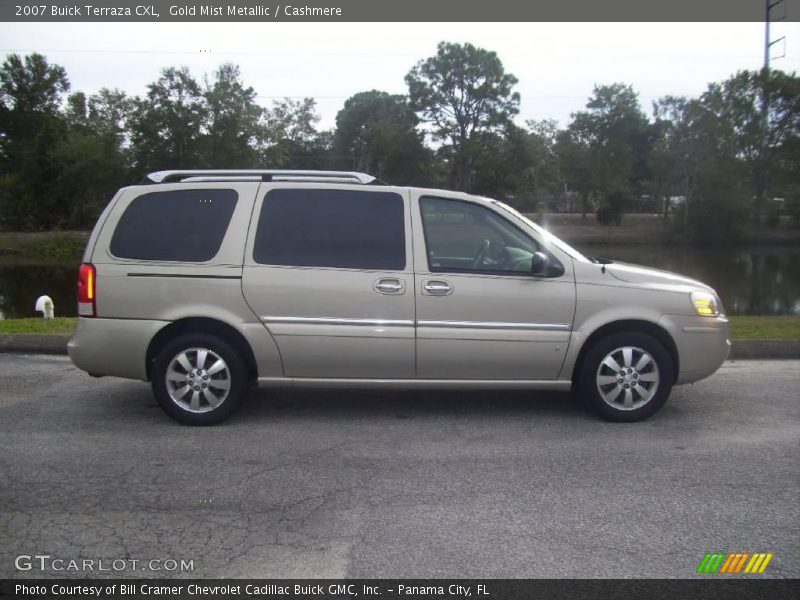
[0,315,798,340]
[729,315,800,340]
[0,317,78,335]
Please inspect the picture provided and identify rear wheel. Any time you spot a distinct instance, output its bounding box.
[151,334,247,425]
[578,332,674,422]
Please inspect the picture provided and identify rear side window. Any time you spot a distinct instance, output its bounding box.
[110,189,237,261]
[253,189,405,270]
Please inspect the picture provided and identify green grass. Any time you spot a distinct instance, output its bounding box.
[728,315,800,340]
[0,315,798,340]
[0,317,78,335]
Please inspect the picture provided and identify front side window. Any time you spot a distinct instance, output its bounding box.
[420,196,562,275]
[110,189,238,261]
[253,188,406,270]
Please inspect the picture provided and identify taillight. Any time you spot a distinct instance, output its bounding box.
[77,263,96,317]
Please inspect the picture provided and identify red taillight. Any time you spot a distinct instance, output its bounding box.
[77,263,96,317]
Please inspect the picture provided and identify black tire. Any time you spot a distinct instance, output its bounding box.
[578,331,674,422]
[151,333,248,425]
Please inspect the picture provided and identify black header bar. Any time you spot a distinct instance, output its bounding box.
[1,0,797,22]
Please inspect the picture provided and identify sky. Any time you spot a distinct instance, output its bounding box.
[0,22,798,130]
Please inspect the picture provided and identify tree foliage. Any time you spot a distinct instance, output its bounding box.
[129,66,206,172]
[333,90,430,184]
[0,49,797,237]
[406,42,520,191]
[201,63,262,168]
[560,83,650,220]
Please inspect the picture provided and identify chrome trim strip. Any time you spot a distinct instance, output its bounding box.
[263,316,570,331]
[262,316,414,327]
[417,320,571,331]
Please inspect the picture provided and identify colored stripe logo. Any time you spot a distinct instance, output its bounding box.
[696,552,773,574]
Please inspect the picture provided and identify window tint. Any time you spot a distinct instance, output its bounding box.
[254,189,406,270]
[420,196,561,275]
[110,189,237,261]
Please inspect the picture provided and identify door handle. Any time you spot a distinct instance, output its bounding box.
[423,280,453,296]
[374,278,405,295]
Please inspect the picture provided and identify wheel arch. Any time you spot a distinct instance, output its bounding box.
[145,317,258,382]
[571,319,679,386]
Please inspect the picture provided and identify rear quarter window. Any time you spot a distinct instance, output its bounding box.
[110,189,238,261]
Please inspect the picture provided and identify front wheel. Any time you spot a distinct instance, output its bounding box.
[578,332,674,422]
[151,334,248,425]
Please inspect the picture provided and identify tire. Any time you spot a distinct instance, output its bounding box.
[578,331,674,422]
[151,333,248,425]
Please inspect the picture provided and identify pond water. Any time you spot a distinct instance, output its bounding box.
[573,243,800,316]
[0,244,799,318]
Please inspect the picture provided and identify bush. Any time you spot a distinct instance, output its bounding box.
[18,233,88,260]
[596,190,630,226]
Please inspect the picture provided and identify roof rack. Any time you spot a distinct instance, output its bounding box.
[144,170,382,185]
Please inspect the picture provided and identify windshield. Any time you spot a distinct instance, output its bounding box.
[490,200,588,261]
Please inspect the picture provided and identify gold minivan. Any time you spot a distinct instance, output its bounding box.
[68,170,730,425]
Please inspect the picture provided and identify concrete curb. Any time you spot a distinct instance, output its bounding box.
[0,334,69,355]
[0,334,798,360]
[727,339,800,360]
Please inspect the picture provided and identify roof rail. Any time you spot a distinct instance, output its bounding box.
[144,170,382,185]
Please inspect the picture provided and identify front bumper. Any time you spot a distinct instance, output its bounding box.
[659,314,731,385]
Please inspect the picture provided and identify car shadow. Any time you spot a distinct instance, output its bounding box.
[231,386,585,423]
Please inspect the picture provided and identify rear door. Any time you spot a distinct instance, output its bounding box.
[242,185,415,379]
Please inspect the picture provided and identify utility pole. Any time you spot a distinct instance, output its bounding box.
[765,0,786,72]
[758,0,786,224]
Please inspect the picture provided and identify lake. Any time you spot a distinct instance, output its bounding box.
[1,244,799,318]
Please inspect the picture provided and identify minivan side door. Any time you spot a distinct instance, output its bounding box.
[242,185,415,379]
[411,193,576,380]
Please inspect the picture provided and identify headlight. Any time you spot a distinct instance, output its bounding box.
[691,291,721,317]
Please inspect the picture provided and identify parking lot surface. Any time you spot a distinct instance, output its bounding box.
[0,354,797,578]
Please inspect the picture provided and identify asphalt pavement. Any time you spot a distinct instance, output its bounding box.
[0,354,797,579]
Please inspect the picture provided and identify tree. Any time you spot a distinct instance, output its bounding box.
[406,42,519,191]
[0,53,69,115]
[699,69,800,224]
[0,53,70,172]
[470,125,538,209]
[128,67,206,174]
[262,97,326,167]
[87,88,134,145]
[0,53,71,229]
[561,83,650,220]
[556,128,594,218]
[526,119,564,204]
[54,88,132,228]
[332,90,430,184]
[201,63,262,168]
[650,94,748,238]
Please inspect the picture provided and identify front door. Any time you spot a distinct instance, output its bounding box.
[412,194,576,380]
[242,186,415,379]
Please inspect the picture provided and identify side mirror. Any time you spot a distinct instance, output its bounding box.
[532,251,550,277]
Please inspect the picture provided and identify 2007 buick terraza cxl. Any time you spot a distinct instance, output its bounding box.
[68,170,731,425]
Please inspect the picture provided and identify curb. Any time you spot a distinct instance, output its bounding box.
[727,339,800,360]
[0,335,798,360]
[0,334,69,355]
